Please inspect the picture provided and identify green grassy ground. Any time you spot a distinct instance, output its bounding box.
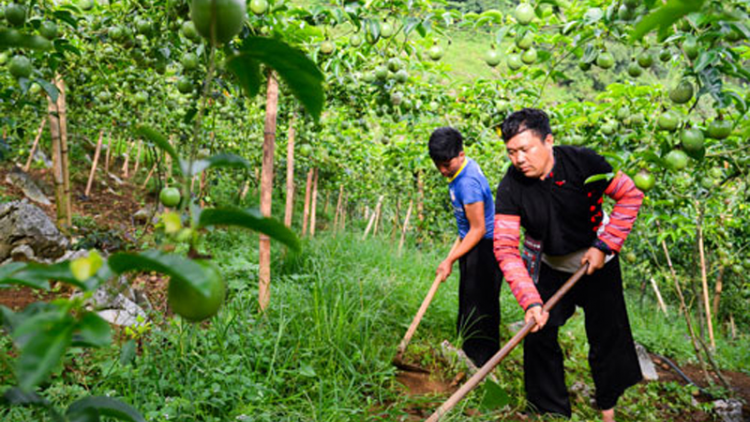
[2,227,747,421]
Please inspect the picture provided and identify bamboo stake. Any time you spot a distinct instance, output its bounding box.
[55,75,71,226]
[729,314,736,340]
[712,266,724,319]
[84,130,105,197]
[310,168,318,237]
[399,200,413,253]
[373,198,383,236]
[142,164,157,188]
[697,220,716,349]
[302,168,313,236]
[47,90,65,228]
[333,185,344,231]
[258,72,279,312]
[363,196,384,239]
[104,133,113,173]
[283,113,296,228]
[649,277,668,316]
[132,141,142,175]
[23,117,47,172]
[122,140,133,178]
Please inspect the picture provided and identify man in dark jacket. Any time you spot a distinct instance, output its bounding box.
[493,109,644,422]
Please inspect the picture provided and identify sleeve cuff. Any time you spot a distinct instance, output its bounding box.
[525,302,543,311]
[592,238,614,255]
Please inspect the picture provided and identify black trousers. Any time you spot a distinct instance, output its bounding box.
[524,255,642,417]
[458,237,503,367]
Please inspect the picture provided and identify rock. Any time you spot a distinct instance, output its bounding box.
[635,343,659,380]
[0,200,69,261]
[713,399,743,422]
[10,244,35,261]
[5,166,51,205]
[73,274,149,327]
[32,149,53,169]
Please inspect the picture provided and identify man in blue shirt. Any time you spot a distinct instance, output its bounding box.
[429,127,502,366]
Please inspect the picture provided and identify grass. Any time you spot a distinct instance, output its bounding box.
[1,228,748,421]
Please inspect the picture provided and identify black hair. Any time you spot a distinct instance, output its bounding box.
[500,108,552,142]
[428,127,463,162]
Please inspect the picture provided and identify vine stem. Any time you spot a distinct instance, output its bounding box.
[534,33,595,106]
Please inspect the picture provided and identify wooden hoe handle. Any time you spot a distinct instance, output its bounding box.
[425,263,589,422]
[395,273,444,358]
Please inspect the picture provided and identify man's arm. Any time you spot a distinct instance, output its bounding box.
[493,214,548,331]
[436,202,486,280]
[581,171,644,274]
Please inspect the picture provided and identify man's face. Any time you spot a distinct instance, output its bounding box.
[433,151,465,179]
[505,130,554,179]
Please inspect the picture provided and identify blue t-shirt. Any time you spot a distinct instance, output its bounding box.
[448,158,494,239]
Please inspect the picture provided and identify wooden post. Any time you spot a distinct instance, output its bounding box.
[47,90,66,228]
[417,171,425,227]
[373,198,383,236]
[283,114,296,228]
[55,75,71,227]
[104,133,113,173]
[363,195,384,239]
[697,221,716,349]
[84,130,104,197]
[302,168,313,236]
[712,266,724,319]
[399,200,413,253]
[310,168,319,237]
[258,72,279,312]
[122,140,133,178]
[132,141,142,175]
[333,185,344,232]
[649,277,668,316]
[142,164,157,188]
[23,117,47,172]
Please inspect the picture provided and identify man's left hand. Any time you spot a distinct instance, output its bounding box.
[436,259,454,281]
[581,247,606,275]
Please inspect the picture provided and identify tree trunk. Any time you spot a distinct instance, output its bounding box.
[24,117,47,172]
[258,72,279,312]
[302,168,313,236]
[284,113,296,228]
[55,75,71,227]
[310,168,318,237]
[697,219,716,349]
[85,130,104,197]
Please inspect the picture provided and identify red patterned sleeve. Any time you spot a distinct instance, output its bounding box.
[493,214,542,310]
[598,171,644,253]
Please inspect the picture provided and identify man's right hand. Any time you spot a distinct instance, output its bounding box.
[525,305,549,332]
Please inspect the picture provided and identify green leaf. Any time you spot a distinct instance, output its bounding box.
[72,312,111,348]
[0,262,25,281]
[584,172,615,184]
[231,37,325,120]
[34,78,59,103]
[119,339,137,366]
[631,0,705,42]
[13,312,74,391]
[134,126,180,169]
[181,153,251,177]
[479,380,511,410]
[198,208,301,252]
[108,251,213,298]
[226,54,262,97]
[66,397,145,422]
[1,388,65,422]
[0,262,84,290]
